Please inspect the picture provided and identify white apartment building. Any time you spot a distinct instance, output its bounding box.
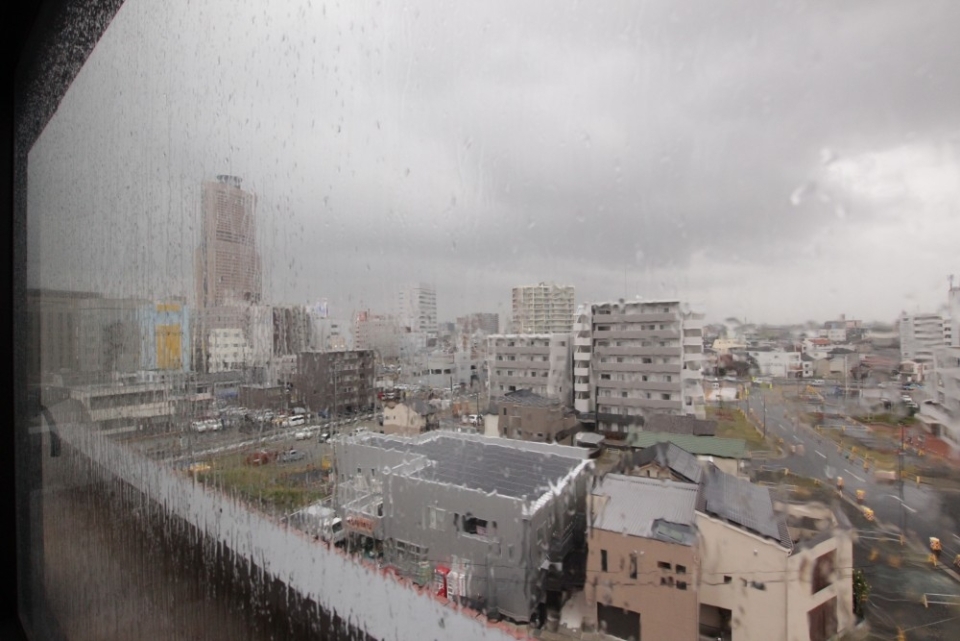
[949,285,959,348]
[488,334,573,403]
[573,300,706,433]
[511,283,575,334]
[918,346,960,452]
[207,328,249,373]
[899,312,947,366]
[397,282,438,337]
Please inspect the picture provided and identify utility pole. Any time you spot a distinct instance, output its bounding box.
[898,422,906,537]
[762,387,767,439]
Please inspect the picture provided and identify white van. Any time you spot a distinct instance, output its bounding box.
[288,414,306,427]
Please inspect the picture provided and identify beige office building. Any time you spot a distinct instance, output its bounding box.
[195,175,261,309]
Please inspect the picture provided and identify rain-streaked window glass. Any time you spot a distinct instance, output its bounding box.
[15,0,960,640]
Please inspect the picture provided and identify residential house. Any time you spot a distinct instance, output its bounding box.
[698,465,855,641]
[626,430,746,476]
[585,475,701,641]
[615,441,704,484]
[584,467,856,641]
[381,398,439,436]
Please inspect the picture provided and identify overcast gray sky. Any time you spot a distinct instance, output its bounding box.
[28,0,960,325]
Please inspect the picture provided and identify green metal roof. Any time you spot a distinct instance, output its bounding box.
[626,430,747,459]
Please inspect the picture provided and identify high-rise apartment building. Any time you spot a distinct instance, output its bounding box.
[511,283,575,334]
[573,299,706,433]
[397,282,438,337]
[195,175,261,309]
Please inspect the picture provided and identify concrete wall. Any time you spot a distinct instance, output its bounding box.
[498,402,577,443]
[696,513,790,641]
[585,531,699,641]
[55,419,522,641]
[785,534,856,641]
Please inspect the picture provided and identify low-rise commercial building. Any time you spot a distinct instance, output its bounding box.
[334,432,593,623]
[494,389,579,443]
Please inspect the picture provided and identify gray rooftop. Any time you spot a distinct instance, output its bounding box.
[497,389,561,408]
[643,414,717,436]
[699,465,792,550]
[355,433,587,501]
[591,475,699,545]
[626,442,703,484]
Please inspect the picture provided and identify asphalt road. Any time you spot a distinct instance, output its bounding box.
[743,388,958,552]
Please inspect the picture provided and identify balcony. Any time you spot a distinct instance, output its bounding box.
[597,312,678,323]
[548,513,584,562]
[599,397,682,411]
[574,367,590,377]
[595,346,681,357]
[596,379,679,392]
[598,362,682,374]
[593,329,680,340]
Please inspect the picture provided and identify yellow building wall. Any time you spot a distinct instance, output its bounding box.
[156,324,182,370]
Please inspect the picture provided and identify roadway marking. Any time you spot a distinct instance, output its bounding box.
[848,472,865,483]
[816,451,827,458]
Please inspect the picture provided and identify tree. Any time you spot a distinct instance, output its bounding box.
[852,569,870,619]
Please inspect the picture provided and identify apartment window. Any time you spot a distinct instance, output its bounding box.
[426,506,445,531]
[629,553,637,579]
[676,564,686,574]
[665,375,672,382]
[462,516,488,536]
[812,550,836,593]
[677,581,687,590]
[724,575,733,584]
[643,358,652,364]
[657,561,672,570]
[601,550,608,572]
[661,393,671,400]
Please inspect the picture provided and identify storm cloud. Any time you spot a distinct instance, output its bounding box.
[27,0,960,324]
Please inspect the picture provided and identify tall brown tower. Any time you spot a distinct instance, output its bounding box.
[195,175,261,308]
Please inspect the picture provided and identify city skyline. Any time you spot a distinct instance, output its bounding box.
[25,0,960,328]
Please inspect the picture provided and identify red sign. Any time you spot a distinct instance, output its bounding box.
[345,515,375,535]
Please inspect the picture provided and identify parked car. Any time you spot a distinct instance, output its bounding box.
[279,449,305,463]
[294,429,310,440]
[319,432,331,443]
